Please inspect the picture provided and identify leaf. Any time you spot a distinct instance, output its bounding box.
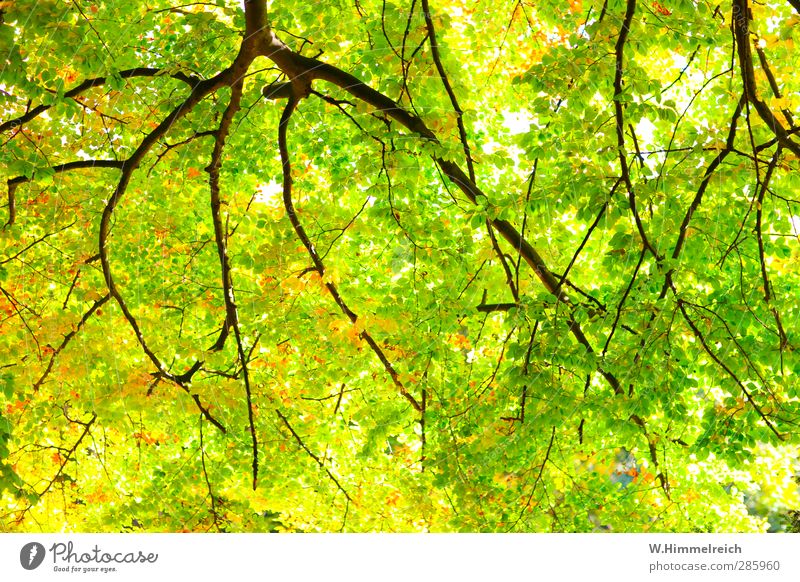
[0,374,13,401]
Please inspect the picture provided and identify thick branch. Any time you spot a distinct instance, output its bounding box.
[261,40,622,395]
[244,0,268,39]
[732,0,800,157]
[670,96,745,263]
[421,0,475,181]
[613,0,659,258]
[98,72,232,432]
[206,79,259,488]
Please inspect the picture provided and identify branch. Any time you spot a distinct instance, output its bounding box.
[36,411,97,500]
[676,298,782,439]
[199,415,223,531]
[0,284,42,356]
[732,0,800,157]
[421,0,475,181]
[755,44,794,127]
[501,322,538,424]
[277,96,423,412]
[0,68,199,133]
[98,72,231,432]
[753,149,788,353]
[629,97,746,377]
[507,426,555,530]
[670,96,745,263]
[33,294,110,392]
[629,414,670,497]
[490,216,622,394]
[613,0,659,258]
[276,409,353,502]
[259,30,621,394]
[62,271,80,309]
[476,302,518,313]
[5,160,124,227]
[601,248,645,362]
[205,78,259,488]
[485,220,519,302]
[559,178,622,287]
[1,220,76,264]
[149,130,217,175]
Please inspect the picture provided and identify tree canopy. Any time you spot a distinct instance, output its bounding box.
[1,0,799,532]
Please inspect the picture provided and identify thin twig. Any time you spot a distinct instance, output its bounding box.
[276,409,353,501]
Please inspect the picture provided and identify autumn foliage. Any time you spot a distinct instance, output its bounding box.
[1,0,799,532]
